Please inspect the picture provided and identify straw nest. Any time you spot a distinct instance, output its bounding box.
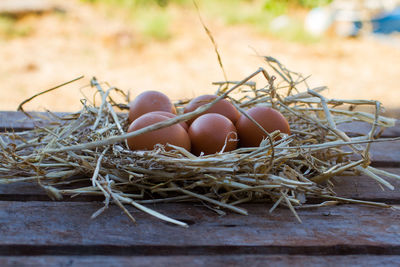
[1,57,399,227]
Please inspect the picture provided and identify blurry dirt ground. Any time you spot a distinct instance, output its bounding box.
[0,0,399,117]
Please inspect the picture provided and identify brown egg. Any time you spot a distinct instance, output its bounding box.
[128,91,176,123]
[127,113,191,151]
[188,113,238,156]
[236,106,290,147]
[184,94,240,125]
[147,111,188,131]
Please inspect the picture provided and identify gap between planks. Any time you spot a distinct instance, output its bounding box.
[1,255,400,267]
[0,244,399,257]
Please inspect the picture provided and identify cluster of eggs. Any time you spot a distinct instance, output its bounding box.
[127,91,290,156]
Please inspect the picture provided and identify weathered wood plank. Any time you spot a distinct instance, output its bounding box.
[338,120,400,138]
[332,168,400,201]
[0,111,68,132]
[368,142,400,166]
[0,183,104,202]
[0,202,399,247]
[339,141,400,166]
[0,182,42,195]
[1,168,399,201]
[1,111,399,136]
[0,111,33,131]
[1,255,400,267]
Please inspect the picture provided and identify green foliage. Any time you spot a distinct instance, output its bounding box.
[202,0,321,43]
[80,0,332,43]
[269,17,320,43]
[81,0,332,9]
[81,0,190,8]
[263,0,289,16]
[0,16,32,39]
[136,11,171,41]
[263,0,332,15]
[296,0,332,8]
[81,0,174,41]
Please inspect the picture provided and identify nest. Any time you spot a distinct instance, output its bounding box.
[1,57,399,227]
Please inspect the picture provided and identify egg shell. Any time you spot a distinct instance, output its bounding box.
[188,113,238,156]
[147,111,188,131]
[127,113,190,151]
[236,106,290,147]
[184,94,240,125]
[128,91,176,123]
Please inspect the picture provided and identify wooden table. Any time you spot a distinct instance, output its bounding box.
[1,111,400,266]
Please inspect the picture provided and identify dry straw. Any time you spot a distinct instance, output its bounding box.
[1,57,399,227]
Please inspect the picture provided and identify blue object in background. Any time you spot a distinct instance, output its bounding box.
[372,7,400,34]
[350,21,363,37]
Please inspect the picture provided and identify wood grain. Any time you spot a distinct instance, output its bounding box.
[1,111,400,263]
[0,111,67,132]
[0,202,399,247]
[337,120,400,137]
[1,255,400,267]
[332,168,400,201]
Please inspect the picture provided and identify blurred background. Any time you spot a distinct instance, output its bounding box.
[0,0,399,116]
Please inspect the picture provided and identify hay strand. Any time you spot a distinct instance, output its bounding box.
[1,58,399,226]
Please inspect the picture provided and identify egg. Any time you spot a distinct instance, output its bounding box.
[235,106,290,147]
[128,91,176,123]
[188,113,238,156]
[127,113,191,151]
[147,111,188,131]
[184,94,240,125]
